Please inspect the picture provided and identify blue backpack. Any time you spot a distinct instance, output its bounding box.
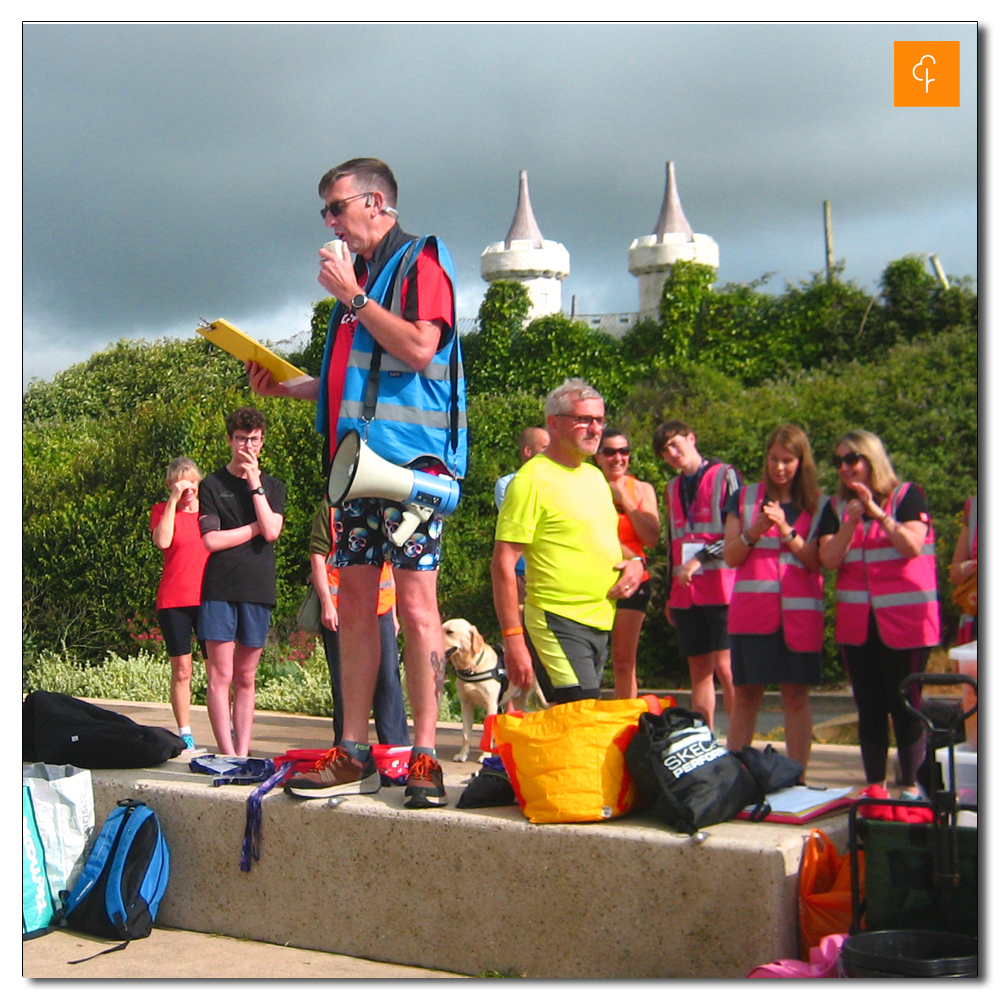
[63,798,169,944]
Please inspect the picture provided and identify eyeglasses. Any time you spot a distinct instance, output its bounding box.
[319,192,373,220]
[556,414,607,429]
[232,435,263,447]
[600,446,630,457]
[832,451,863,469]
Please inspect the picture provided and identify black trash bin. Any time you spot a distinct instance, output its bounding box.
[840,930,977,977]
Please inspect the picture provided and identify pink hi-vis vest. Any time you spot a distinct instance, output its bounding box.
[727,483,827,653]
[667,461,736,608]
[832,483,940,650]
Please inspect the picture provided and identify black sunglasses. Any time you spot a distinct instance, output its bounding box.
[601,446,630,457]
[832,451,863,469]
[319,192,373,220]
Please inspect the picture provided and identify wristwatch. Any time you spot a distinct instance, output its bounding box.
[250,486,266,496]
[351,292,370,311]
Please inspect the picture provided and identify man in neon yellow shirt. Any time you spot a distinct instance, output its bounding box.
[491,379,646,703]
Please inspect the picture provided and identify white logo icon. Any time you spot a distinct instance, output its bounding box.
[912,54,936,94]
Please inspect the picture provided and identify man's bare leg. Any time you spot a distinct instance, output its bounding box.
[205,640,236,754]
[231,643,263,757]
[394,568,444,749]
[337,564,382,746]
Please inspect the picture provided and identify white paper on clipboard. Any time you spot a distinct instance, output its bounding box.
[681,542,705,573]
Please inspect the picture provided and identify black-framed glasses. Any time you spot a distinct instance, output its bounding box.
[600,446,630,457]
[832,451,863,469]
[319,192,373,220]
[557,414,607,429]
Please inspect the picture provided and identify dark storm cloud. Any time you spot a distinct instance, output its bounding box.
[23,22,977,384]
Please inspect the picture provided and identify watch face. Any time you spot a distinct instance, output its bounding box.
[352,293,368,310]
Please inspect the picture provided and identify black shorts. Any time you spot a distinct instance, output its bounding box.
[616,578,651,613]
[671,604,730,658]
[157,606,206,658]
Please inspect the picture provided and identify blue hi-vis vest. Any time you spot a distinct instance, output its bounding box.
[316,235,468,480]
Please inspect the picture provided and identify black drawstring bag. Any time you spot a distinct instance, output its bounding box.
[625,709,766,834]
[733,744,804,793]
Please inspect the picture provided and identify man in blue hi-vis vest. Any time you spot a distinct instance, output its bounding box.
[249,158,467,809]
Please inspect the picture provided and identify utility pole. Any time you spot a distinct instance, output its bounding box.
[824,200,834,283]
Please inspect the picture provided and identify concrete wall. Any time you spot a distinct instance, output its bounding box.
[88,764,845,978]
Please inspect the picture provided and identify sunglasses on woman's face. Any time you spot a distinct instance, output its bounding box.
[832,451,863,469]
[601,447,630,457]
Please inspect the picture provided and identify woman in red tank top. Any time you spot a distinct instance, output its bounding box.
[595,429,660,698]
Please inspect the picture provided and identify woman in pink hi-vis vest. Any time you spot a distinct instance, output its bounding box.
[818,430,939,799]
[723,425,826,771]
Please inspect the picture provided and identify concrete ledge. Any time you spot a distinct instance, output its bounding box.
[87,759,849,978]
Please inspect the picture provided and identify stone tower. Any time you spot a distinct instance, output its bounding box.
[628,161,719,320]
[481,170,570,321]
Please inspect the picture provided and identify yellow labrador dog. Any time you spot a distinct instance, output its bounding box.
[442,618,548,762]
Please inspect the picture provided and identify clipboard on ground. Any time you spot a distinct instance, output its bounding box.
[737,786,856,825]
[196,318,312,387]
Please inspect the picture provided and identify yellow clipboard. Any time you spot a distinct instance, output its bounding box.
[196,318,312,387]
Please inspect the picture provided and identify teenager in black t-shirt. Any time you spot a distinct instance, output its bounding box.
[198,407,286,756]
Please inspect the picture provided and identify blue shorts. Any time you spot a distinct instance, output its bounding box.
[198,601,272,648]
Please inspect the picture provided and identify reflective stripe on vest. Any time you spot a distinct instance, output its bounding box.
[832,483,940,649]
[667,461,737,608]
[726,481,825,651]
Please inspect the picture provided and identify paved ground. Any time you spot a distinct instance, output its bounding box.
[23,926,465,978]
[24,695,869,980]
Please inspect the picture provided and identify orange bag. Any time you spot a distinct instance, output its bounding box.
[489,694,673,824]
[798,828,862,958]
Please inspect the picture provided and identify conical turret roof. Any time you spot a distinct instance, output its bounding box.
[653,161,694,242]
[505,170,545,249]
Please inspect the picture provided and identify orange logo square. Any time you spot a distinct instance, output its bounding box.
[894,41,960,107]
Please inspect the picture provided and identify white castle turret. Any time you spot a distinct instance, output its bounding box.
[481,170,570,321]
[628,161,719,320]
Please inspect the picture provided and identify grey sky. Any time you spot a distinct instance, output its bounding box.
[22,21,978,387]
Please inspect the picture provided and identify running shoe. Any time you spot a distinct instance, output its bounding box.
[403,753,447,809]
[284,746,380,798]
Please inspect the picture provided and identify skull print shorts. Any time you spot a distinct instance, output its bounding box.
[332,496,444,572]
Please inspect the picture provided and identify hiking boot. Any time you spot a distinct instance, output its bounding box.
[403,753,447,809]
[284,746,380,798]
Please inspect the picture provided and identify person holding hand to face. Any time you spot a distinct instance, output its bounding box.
[817,430,939,798]
[150,457,211,750]
[197,407,286,757]
[722,425,826,770]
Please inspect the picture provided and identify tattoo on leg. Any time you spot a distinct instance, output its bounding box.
[431,650,445,701]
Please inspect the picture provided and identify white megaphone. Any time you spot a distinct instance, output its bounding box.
[327,430,462,547]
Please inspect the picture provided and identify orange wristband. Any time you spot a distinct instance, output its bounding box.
[501,626,525,637]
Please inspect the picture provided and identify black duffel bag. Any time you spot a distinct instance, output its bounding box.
[625,708,766,834]
[23,690,185,769]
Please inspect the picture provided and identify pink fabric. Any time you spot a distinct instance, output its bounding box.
[748,932,848,977]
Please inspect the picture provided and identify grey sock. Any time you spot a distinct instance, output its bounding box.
[339,740,371,763]
[411,745,437,761]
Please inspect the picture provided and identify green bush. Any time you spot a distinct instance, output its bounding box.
[22,253,977,698]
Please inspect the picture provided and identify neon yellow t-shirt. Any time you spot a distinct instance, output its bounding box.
[495,455,621,630]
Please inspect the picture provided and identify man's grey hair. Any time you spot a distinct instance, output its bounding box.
[544,378,604,418]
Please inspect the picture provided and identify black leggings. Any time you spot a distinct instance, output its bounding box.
[841,613,931,785]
